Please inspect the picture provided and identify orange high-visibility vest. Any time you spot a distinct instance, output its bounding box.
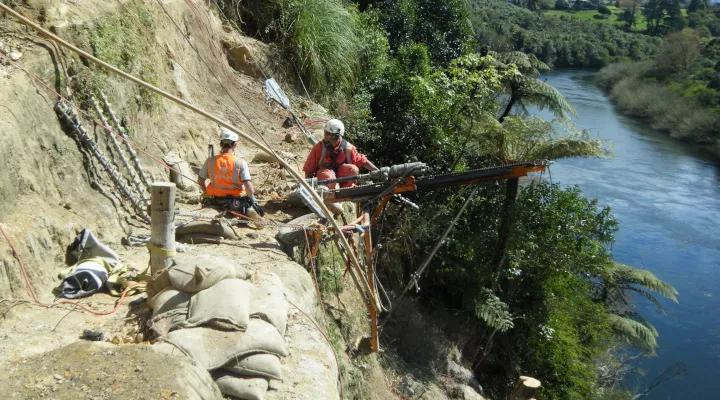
[205,153,246,197]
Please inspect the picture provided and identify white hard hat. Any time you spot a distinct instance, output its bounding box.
[324,119,345,137]
[220,127,239,143]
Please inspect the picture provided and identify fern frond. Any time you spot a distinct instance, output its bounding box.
[515,75,575,119]
[611,263,679,303]
[531,137,606,160]
[608,314,658,353]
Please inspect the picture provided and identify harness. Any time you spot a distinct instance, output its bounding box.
[318,140,352,172]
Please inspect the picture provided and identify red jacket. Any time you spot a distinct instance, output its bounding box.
[303,140,368,176]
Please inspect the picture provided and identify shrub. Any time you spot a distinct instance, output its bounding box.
[221,0,366,102]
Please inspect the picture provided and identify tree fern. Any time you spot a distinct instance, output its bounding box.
[608,314,659,353]
[601,263,678,353]
[513,75,574,119]
[609,263,679,303]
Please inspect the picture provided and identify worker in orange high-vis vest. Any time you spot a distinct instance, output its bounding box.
[199,128,257,212]
[302,119,378,189]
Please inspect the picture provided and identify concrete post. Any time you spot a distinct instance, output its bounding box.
[149,182,176,275]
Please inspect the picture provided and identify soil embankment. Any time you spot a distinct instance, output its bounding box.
[0,1,339,398]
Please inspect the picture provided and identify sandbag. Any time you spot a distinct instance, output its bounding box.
[168,254,248,293]
[147,267,172,298]
[275,213,321,257]
[149,288,191,337]
[161,320,289,370]
[182,279,253,331]
[176,220,238,240]
[223,353,283,381]
[250,273,288,335]
[214,373,268,400]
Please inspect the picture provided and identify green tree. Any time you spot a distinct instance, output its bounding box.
[555,0,570,9]
[493,51,573,122]
[687,0,709,13]
[654,28,702,76]
[643,0,666,35]
[374,0,474,65]
[664,0,685,32]
[618,0,640,31]
[644,0,685,35]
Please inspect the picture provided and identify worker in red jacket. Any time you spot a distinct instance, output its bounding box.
[302,119,378,189]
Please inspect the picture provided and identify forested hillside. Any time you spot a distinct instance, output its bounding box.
[470,0,659,68]
[0,0,681,399]
[473,0,720,156]
[597,4,720,155]
[225,0,678,398]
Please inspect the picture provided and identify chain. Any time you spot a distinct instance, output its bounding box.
[100,91,152,190]
[89,96,147,202]
[55,100,149,222]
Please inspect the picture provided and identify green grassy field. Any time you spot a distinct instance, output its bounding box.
[544,6,648,32]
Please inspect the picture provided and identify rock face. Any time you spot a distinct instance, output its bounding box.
[222,34,270,79]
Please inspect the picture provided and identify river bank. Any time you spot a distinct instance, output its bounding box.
[594,62,720,160]
[540,70,720,399]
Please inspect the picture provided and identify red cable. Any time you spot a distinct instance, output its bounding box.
[0,223,39,303]
[1,222,139,316]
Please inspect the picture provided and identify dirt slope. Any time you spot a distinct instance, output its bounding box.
[0,1,339,398]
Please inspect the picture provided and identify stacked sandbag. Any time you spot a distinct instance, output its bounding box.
[149,254,289,400]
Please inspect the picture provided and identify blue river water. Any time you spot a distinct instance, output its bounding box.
[539,70,720,399]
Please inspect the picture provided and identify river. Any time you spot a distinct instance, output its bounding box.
[539,70,720,399]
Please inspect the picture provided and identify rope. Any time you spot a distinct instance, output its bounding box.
[154,0,276,152]
[184,0,317,149]
[302,227,323,299]
[146,242,177,257]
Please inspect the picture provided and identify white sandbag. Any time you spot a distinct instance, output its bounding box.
[182,279,253,331]
[161,320,289,370]
[149,288,191,337]
[214,373,269,400]
[250,272,288,335]
[223,353,283,381]
[169,254,248,293]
